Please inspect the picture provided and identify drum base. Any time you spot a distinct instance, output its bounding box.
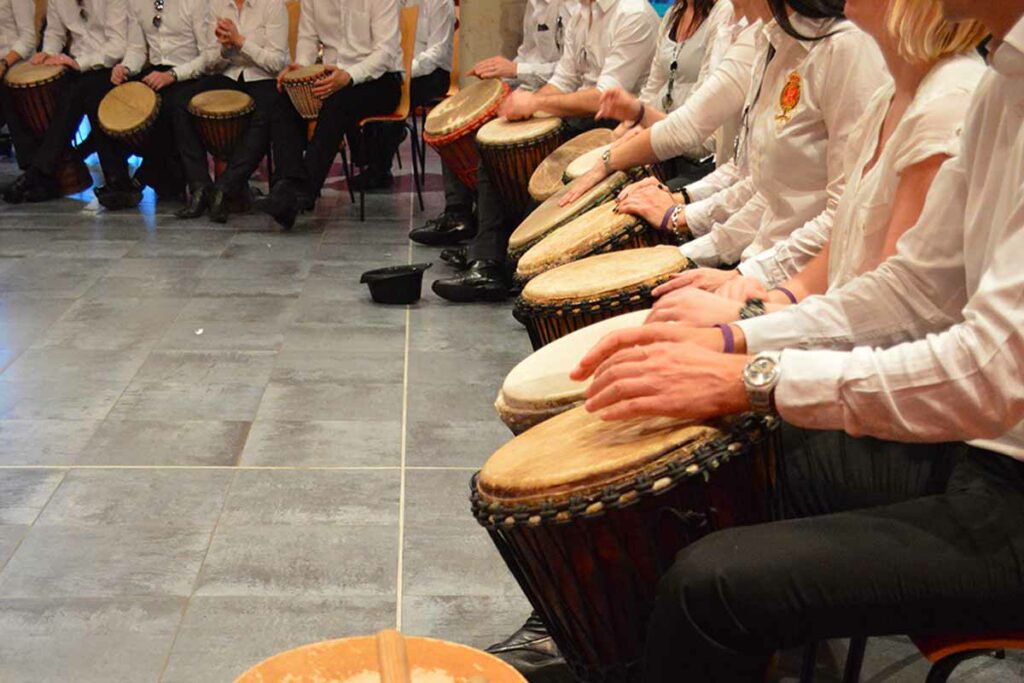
[55,153,92,196]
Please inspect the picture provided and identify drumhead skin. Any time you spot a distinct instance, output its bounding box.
[4,62,63,86]
[234,634,528,683]
[188,89,254,117]
[564,143,613,181]
[529,128,616,202]
[521,245,687,305]
[424,79,506,137]
[516,202,643,280]
[98,82,159,134]
[476,115,563,146]
[282,65,326,83]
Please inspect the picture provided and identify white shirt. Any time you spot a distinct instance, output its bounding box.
[208,0,289,82]
[0,0,36,60]
[405,0,453,79]
[681,17,884,267]
[43,0,129,70]
[649,14,756,164]
[736,20,1024,460]
[124,0,210,80]
[547,0,660,95]
[515,0,577,91]
[295,0,402,85]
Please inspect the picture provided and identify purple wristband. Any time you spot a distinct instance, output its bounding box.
[716,323,735,354]
[659,205,675,232]
[772,286,798,305]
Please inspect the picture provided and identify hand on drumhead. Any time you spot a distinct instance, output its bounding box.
[612,124,642,146]
[596,87,641,125]
[499,90,537,121]
[614,183,676,229]
[111,64,130,85]
[571,323,727,382]
[651,267,739,297]
[276,63,300,92]
[645,287,744,326]
[469,56,517,80]
[29,52,49,65]
[312,65,351,99]
[715,275,770,303]
[616,176,660,202]
[143,70,175,92]
[559,164,606,206]
[45,54,79,71]
[582,341,751,421]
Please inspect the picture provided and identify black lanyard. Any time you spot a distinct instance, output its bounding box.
[734,43,777,164]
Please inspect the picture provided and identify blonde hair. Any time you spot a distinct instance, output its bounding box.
[886,0,988,63]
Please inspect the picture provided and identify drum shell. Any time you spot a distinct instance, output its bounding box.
[478,126,566,218]
[98,82,162,154]
[283,79,323,120]
[191,109,254,160]
[494,392,576,436]
[472,424,778,683]
[424,81,510,190]
[5,67,63,137]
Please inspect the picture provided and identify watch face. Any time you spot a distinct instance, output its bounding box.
[745,357,779,388]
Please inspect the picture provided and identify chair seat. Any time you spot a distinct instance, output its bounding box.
[911,632,1024,662]
[360,112,410,126]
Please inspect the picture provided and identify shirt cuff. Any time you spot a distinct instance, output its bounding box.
[595,74,624,93]
[736,256,777,287]
[679,234,719,266]
[239,40,258,61]
[347,63,368,85]
[775,348,846,430]
[515,61,532,77]
[684,197,715,236]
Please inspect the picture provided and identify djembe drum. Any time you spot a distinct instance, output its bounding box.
[528,128,615,203]
[476,116,565,217]
[234,630,528,683]
[187,89,255,161]
[472,407,779,683]
[282,65,327,120]
[563,142,613,183]
[495,309,649,434]
[4,62,91,194]
[515,246,690,349]
[423,79,509,190]
[516,202,682,283]
[97,81,161,153]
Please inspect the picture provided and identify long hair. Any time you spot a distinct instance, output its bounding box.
[766,0,846,41]
[667,0,717,36]
[886,0,988,63]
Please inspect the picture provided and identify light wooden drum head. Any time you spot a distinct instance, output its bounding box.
[496,309,648,432]
[188,89,254,118]
[521,246,687,306]
[234,632,528,683]
[5,62,63,87]
[283,64,327,84]
[98,82,159,135]
[475,115,563,147]
[529,128,615,202]
[564,143,613,182]
[425,79,507,138]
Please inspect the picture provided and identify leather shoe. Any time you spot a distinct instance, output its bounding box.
[95,179,142,210]
[409,207,476,246]
[440,246,469,270]
[432,259,509,302]
[255,181,299,230]
[3,170,57,204]
[207,187,229,224]
[175,185,212,219]
[486,612,570,682]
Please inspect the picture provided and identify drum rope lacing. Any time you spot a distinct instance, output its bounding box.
[471,414,778,529]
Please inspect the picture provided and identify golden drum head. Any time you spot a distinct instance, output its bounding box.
[529,128,616,202]
[424,79,506,137]
[98,82,159,135]
[564,143,613,181]
[476,115,563,146]
[282,64,326,84]
[521,246,687,305]
[4,62,63,87]
[188,89,254,118]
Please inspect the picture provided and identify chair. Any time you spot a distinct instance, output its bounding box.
[410,5,460,169]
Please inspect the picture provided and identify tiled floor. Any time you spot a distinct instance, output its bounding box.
[0,151,1021,682]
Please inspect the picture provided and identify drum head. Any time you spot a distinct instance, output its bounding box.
[283,65,326,83]
[4,62,63,86]
[98,82,159,134]
[234,634,528,683]
[529,128,615,202]
[188,89,254,117]
[424,79,506,137]
[517,202,641,280]
[565,143,613,181]
[521,246,687,305]
[509,172,629,253]
[476,115,563,146]
[479,405,723,505]
[500,309,649,412]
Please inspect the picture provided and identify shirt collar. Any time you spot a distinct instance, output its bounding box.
[992,14,1024,77]
[765,14,837,52]
[594,0,615,15]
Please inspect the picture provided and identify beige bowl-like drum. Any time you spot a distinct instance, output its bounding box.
[528,128,615,203]
[188,89,255,161]
[476,115,566,218]
[563,143,612,183]
[282,65,328,120]
[423,78,509,190]
[495,309,649,434]
[514,246,690,349]
[98,81,161,153]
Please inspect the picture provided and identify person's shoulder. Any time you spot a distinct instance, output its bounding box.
[615,0,660,19]
[916,54,987,105]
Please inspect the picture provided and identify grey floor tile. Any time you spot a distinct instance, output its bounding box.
[406,420,510,468]
[401,595,532,650]
[35,238,138,259]
[239,419,401,467]
[125,230,232,258]
[193,275,305,298]
[271,350,404,385]
[0,294,75,329]
[196,524,397,596]
[130,350,276,386]
[0,525,26,568]
[1,347,150,383]
[77,419,250,466]
[0,597,184,683]
[109,380,266,421]
[257,381,402,422]
[161,595,396,683]
[0,525,211,597]
[156,319,288,352]
[222,233,322,261]
[293,296,407,327]
[0,380,127,420]
[0,257,115,297]
[0,470,66,524]
[282,322,407,354]
[407,350,524,387]
[35,469,233,528]
[401,525,523,598]
[201,258,312,280]
[0,419,102,466]
[33,296,186,351]
[177,295,299,324]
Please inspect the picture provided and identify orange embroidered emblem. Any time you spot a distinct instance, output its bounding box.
[776,71,802,124]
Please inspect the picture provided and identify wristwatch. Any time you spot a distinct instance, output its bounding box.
[739,298,767,319]
[601,148,612,175]
[742,352,782,415]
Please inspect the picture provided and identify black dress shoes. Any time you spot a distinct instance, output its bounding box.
[175,185,212,219]
[408,207,476,246]
[440,246,469,270]
[486,613,570,682]
[3,169,58,204]
[95,178,142,210]
[432,259,510,302]
[207,187,229,224]
[255,181,299,230]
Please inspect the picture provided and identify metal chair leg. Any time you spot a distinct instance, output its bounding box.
[407,122,424,211]
[842,637,867,683]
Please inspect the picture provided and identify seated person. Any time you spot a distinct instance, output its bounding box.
[0,0,42,171]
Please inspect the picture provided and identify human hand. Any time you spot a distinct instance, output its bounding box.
[571,322,728,381]
[111,63,130,85]
[215,18,245,50]
[715,276,770,303]
[652,267,739,297]
[646,287,744,325]
[615,181,676,228]
[611,124,642,146]
[276,63,300,92]
[499,89,537,121]
[142,69,175,91]
[559,164,606,206]
[29,52,49,65]
[596,86,642,124]
[470,56,517,79]
[311,64,351,99]
[45,54,80,71]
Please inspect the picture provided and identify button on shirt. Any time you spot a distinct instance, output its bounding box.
[0,0,37,60]
[295,0,402,85]
[404,0,454,79]
[547,0,660,95]
[681,18,884,267]
[43,0,129,69]
[737,18,1024,460]
[515,0,577,91]
[124,0,210,80]
[208,0,289,82]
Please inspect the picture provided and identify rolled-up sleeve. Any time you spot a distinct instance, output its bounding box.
[681,189,766,266]
[595,9,657,94]
[347,0,401,84]
[686,175,754,236]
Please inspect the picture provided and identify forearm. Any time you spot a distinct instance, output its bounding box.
[607,128,659,170]
[533,88,602,118]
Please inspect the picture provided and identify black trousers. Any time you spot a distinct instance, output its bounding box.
[374,68,450,174]
[193,74,277,194]
[644,425,1024,682]
[0,82,41,170]
[269,72,401,196]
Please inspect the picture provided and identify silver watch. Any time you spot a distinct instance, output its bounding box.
[601,148,612,174]
[742,352,782,415]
